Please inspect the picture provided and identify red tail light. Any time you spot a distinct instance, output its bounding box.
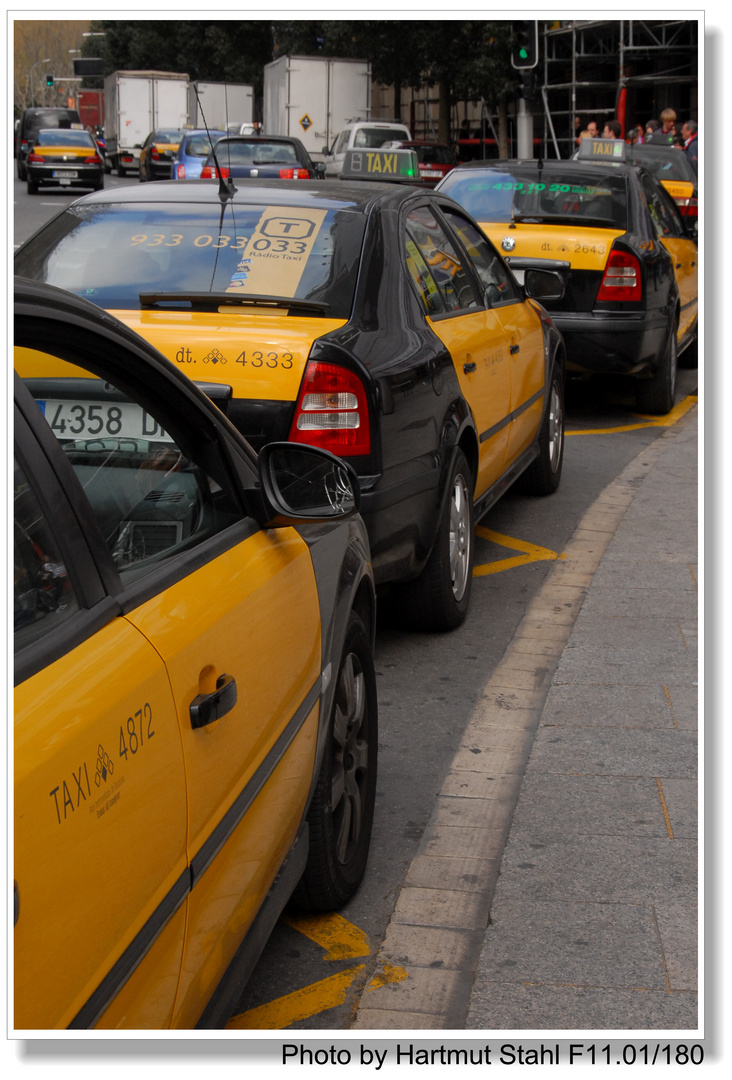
[674,196,698,217]
[279,167,311,179]
[289,361,371,456]
[176,163,186,179]
[84,154,101,165]
[151,146,160,161]
[201,164,229,179]
[596,248,642,302]
[27,152,44,163]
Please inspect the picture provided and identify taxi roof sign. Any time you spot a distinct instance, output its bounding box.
[341,147,420,182]
[578,137,627,163]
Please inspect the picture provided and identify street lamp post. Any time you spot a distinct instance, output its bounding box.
[29,58,51,107]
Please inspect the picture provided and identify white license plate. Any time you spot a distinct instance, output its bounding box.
[39,399,173,443]
[52,169,78,179]
[421,170,442,179]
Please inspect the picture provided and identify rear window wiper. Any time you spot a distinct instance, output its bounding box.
[139,292,329,315]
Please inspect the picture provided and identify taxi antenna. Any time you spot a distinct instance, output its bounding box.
[194,83,236,202]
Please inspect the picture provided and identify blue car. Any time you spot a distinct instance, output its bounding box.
[172,128,228,180]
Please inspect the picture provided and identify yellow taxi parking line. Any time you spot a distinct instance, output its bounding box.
[566,394,697,436]
[283,911,371,960]
[226,964,366,1029]
[473,528,566,578]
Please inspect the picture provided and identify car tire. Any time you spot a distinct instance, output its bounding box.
[18,160,27,181]
[636,320,678,415]
[26,178,38,195]
[519,368,565,495]
[117,163,126,178]
[397,448,474,632]
[291,611,377,911]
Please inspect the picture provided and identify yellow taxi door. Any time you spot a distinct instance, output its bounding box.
[122,528,322,1028]
[14,453,188,1031]
[642,174,699,341]
[404,205,511,497]
[495,300,547,464]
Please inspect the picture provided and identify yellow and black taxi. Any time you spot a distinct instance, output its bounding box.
[25,127,104,196]
[437,138,699,414]
[139,128,185,182]
[15,148,567,631]
[626,142,698,233]
[14,277,377,1029]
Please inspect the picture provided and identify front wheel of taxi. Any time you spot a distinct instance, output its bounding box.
[519,369,565,496]
[636,320,678,415]
[396,448,474,632]
[291,612,378,911]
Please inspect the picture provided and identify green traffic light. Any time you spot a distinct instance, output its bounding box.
[519,48,528,58]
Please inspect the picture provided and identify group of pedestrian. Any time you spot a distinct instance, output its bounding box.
[574,108,698,173]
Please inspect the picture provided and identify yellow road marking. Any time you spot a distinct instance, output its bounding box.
[566,394,697,436]
[283,912,371,960]
[473,528,566,577]
[226,965,366,1029]
[366,963,409,991]
[656,778,675,839]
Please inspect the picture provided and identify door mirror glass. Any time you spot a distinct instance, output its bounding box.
[258,443,360,522]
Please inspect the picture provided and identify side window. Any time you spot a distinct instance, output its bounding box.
[335,130,350,155]
[443,210,519,306]
[14,456,80,650]
[642,175,680,238]
[405,206,479,315]
[18,349,245,584]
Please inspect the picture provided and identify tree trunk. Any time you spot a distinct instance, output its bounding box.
[438,80,450,143]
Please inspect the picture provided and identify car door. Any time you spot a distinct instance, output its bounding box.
[441,208,546,465]
[642,172,698,342]
[14,396,189,1031]
[403,203,512,498]
[15,340,323,1029]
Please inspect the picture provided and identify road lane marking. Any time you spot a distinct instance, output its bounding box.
[566,394,697,436]
[473,529,565,577]
[284,911,370,960]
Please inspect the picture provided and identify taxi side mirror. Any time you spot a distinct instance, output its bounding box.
[523,268,566,302]
[255,442,361,526]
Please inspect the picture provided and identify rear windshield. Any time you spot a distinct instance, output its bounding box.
[153,130,184,144]
[15,200,367,319]
[353,127,410,149]
[628,148,695,184]
[36,130,95,148]
[184,134,227,157]
[23,110,79,135]
[211,141,302,165]
[441,167,628,229]
[414,145,455,165]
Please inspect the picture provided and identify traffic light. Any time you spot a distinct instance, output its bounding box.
[45,74,55,87]
[511,20,538,70]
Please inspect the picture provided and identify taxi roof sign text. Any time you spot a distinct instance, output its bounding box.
[341,148,420,182]
[578,137,627,163]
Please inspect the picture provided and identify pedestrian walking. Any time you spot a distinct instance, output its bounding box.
[648,108,678,145]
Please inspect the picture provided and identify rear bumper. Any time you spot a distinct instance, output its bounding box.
[552,310,668,376]
[27,163,103,188]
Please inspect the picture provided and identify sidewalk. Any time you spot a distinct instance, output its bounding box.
[354,404,698,1031]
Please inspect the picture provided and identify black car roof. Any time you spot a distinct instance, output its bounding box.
[62,177,438,215]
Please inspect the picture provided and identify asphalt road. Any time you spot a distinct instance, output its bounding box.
[12,172,699,1030]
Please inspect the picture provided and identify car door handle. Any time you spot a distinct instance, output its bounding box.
[190,674,237,729]
[510,344,520,354]
[463,361,477,374]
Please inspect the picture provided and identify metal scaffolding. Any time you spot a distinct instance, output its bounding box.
[541,19,699,158]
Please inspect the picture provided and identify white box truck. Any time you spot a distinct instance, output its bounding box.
[189,81,254,133]
[263,55,372,159]
[104,70,189,176]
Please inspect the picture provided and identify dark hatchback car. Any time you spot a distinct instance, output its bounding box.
[16,106,82,180]
[138,128,186,182]
[384,140,458,187]
[200,135,321,180]
[15,173,566,631]
[438,139,698,414]
[626,142,698,230]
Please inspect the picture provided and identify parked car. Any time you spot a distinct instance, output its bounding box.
[200,135,320,180]
[322,119,412,176]
[13,276,377,1029]
[437,137,698,412]
[24,128,104,195]
[172,128,228,180]
[16,105,82,180]
[138,128,186,182]
[383,139,458,187]
[15,169,566,631]
[627,142,698,231]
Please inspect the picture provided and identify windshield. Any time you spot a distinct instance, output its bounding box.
[36,130,95,148]
[628,148,695,184]
[211,140,302,166]
[353,127,409,149]
[15,200,367,318]
[441,167,628,229]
